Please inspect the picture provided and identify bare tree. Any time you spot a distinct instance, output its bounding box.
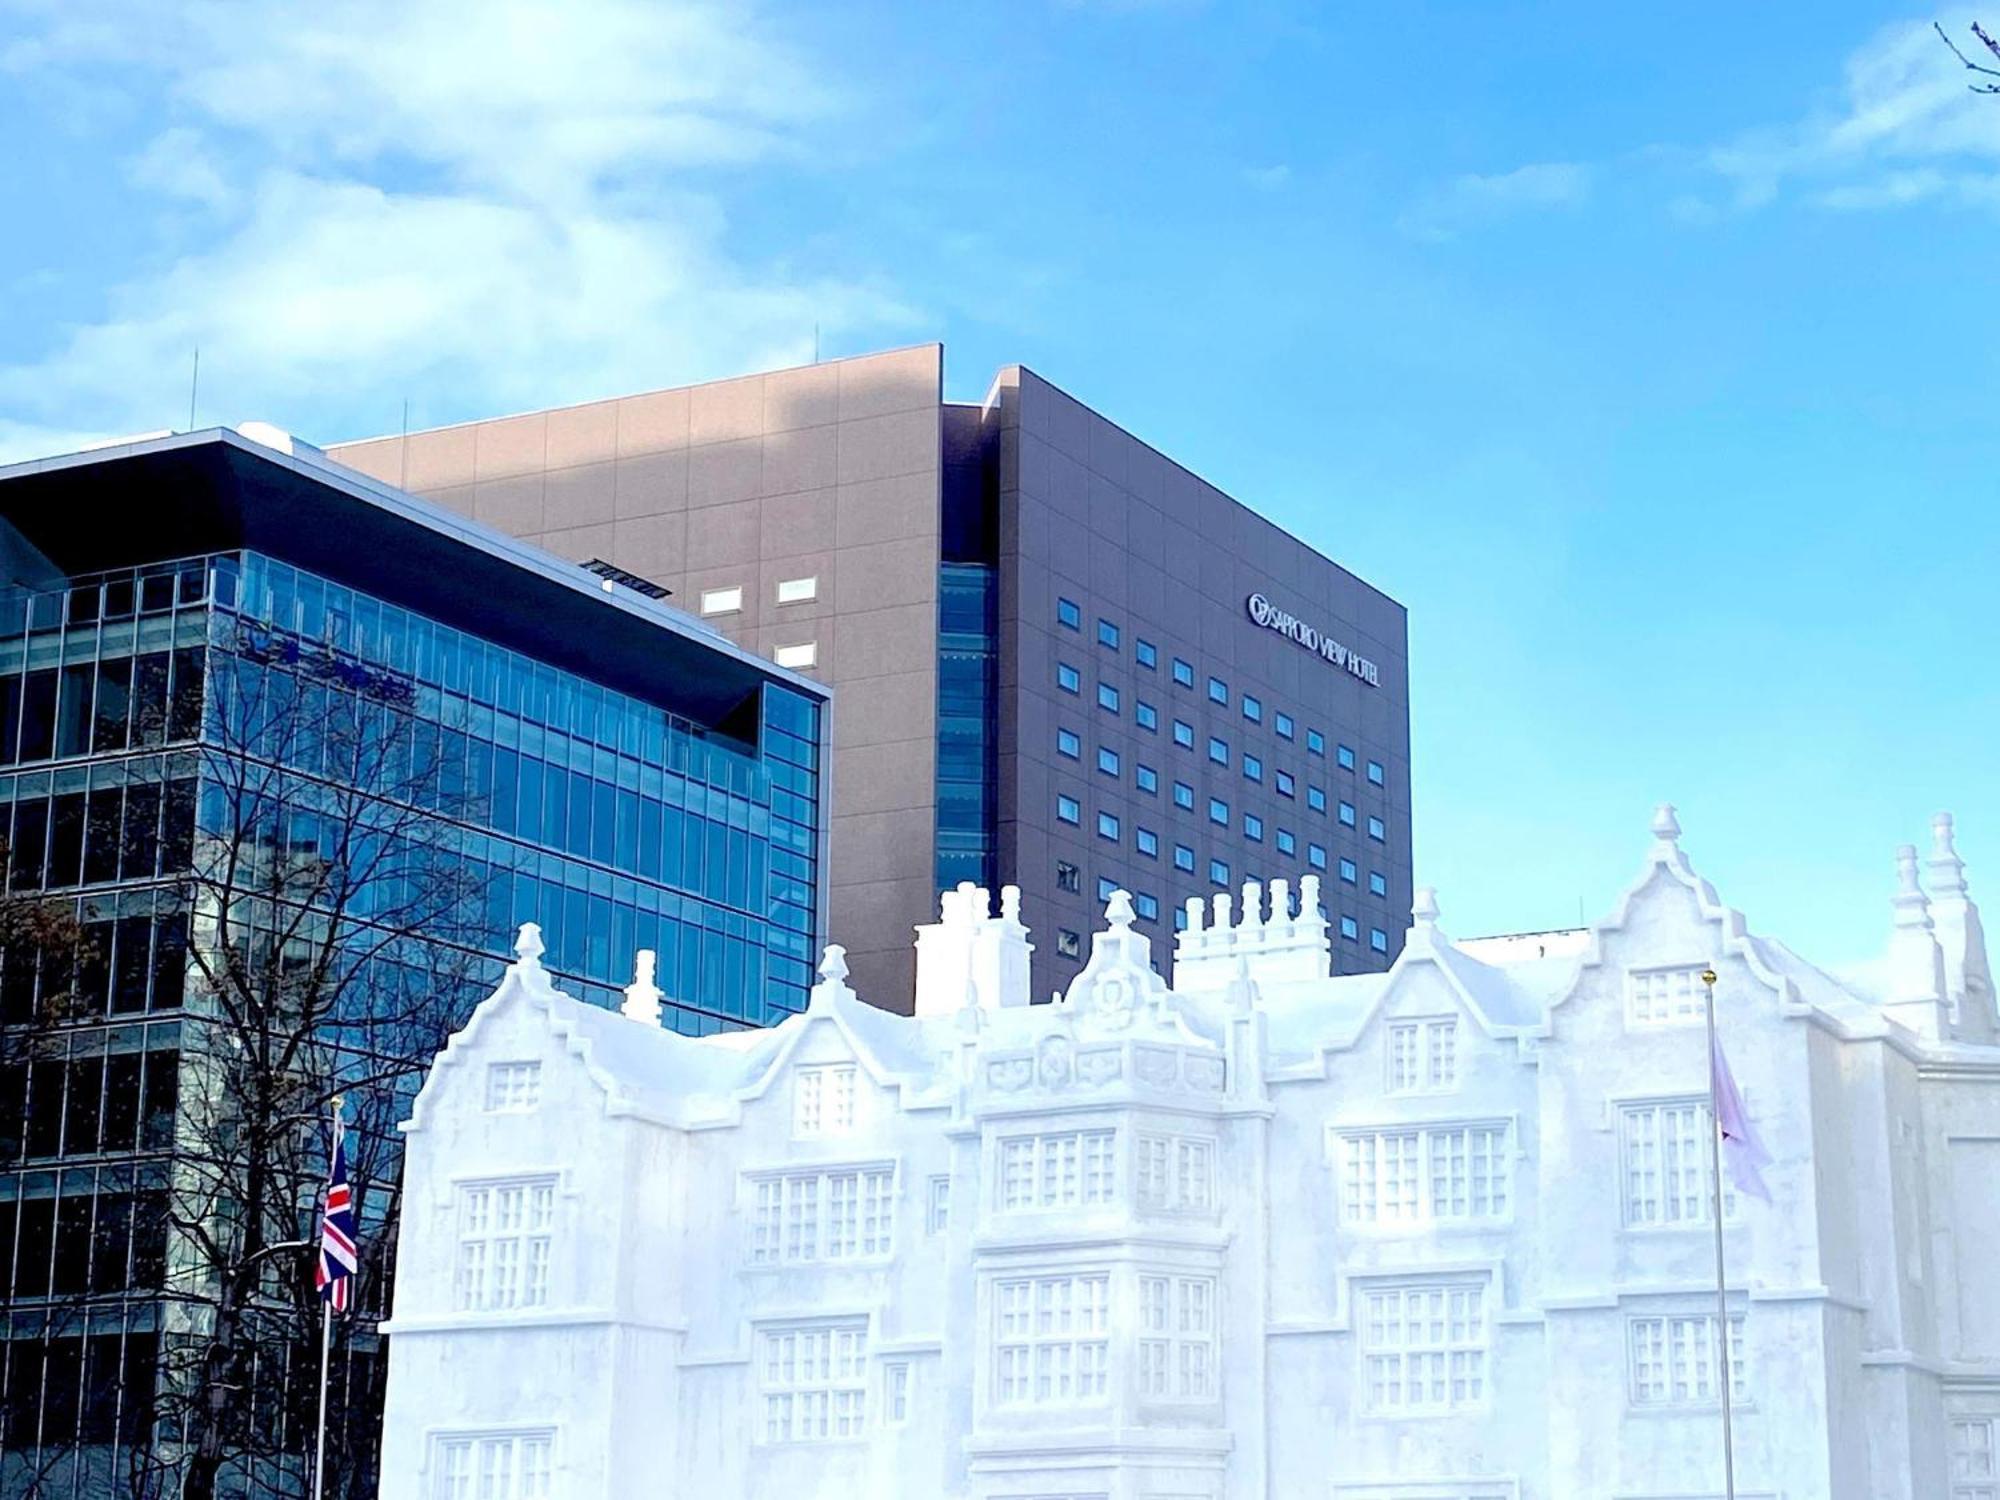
[1936,20,2000,93]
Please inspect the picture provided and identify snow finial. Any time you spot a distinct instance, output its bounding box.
[1000,885,1024,924]
[621,949,663,1027]
[1651,803,1682,848]
[818,944,851,984]
[1892,845,1933,932]
[1931,812,1968,899]
[1412,887,1441,929]
[1105,889,1136,929]
[513,923,545,967]
[1299,873,1322,918]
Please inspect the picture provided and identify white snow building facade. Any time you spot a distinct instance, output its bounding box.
[379,808,2000,1500]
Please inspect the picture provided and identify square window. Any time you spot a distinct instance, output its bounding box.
[1173,781,1195,811]
[1369,871,1388,897]
[1368,760,1386,786]
[1369,816,1386,842]
[1341,915,1359,940]
[1307,729,1326,756]
[1243,694,1262,723]
[1309,843,1328,871]
[774,641,817,670]
[1057,728,1081,759]
[1340,857,1358,884]
[1308,786,1327,813]
[1338,744,1357,771]
[1172,658,1195,687]
[1370,927,1389,953]
[1097,747,1120,778]
[1339,801,1357,827]
[1209,857,1230,887]
[1243,754,1263,783]
[700,585,743,615]
[1057,928,1082,959]
[1207,676,1228,705]
[1275,769,1295,797]
[776,576,818,604]
[1136,639,1158,669]
[1277,828,1297,856]
[1097,683,1120,714]
[1134,892,1160,921]
[1058,663,1081,694]
[1057,794,1081,825]
[1098,876,1118,903]
[1136,764,1159,794]
[1137,827,1160,857]
[485,1061,542,1113]
[1208,797,1229,826]
[1276,711,1295,740]
[1173,720,1194,749]
[1097,811,1120,842]
[1057,597,1082,630]
[1244,813,1264,842]
[1174,844,1196,873]
[1098,618,1120,649]
[1136,700,1159,731]
[1208,736,1229,766]
[1056,859,1081,893]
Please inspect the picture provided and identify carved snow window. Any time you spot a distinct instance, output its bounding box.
[1359,1280,1487,1412]
[1955,1416,1999,1499]
[1134,1133,1216,1214]
[1619,1099,1734,1227]
[925,1175,950,1235]
[1386,1018,1456,1093]
[750,1168,894,1263]
[997,1130,1116,1211]
[1137,1274,1218,1402]
[794,1064,857,1136]
[1627,1312,1746,1406]
[483,1061,541,1113]
[993,1274,1110,1405]
[1339,1124,1509,1226]
[454,1179,555,1312]
[429,1429,553,1498]
[759,1323,867,1443]
[883,1361,910,1424]
[1627,964,1708,1026]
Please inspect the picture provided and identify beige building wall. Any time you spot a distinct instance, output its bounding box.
[330,346,947,1010]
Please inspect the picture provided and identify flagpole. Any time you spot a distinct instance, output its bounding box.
[312,1095,343,1500]
[1700,969,1738,1500]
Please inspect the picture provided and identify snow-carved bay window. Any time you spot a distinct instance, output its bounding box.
[749,1166,895,1264]
[1135,1132,1217,1214]
[1358,1279,1488,1413]
[454,1178,556,1312]
[996,1129,1116,1211]
[993,1273,1110,1405]
[1387,1017,1457,1093]
[794,1064,858,1136]
[1338,1123,1510,1225]
[1137,1273,1218,1402]
[759,1322,868,1443]
[429,1429,553,1499]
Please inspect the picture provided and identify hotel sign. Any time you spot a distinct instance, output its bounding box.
[1246,593,1380,687]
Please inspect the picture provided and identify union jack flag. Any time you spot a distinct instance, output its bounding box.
[315,1113,358,1314]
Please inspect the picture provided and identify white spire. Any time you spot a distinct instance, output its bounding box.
[1412,886,1441,930]
[1651,803,1682,856]
[1931,812,1969,899]
[512,923,545,968]
[1892,844,1933,932]
[621,949,664,1027]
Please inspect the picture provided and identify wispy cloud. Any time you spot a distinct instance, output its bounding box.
[1243,164,1292,192]
[0,0,918,460]
[1399,161,1592,243]
[1698,11,2000,215]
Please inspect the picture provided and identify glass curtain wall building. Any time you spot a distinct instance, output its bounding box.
[0,429,829,1497]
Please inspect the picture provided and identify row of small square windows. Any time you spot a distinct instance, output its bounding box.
[1051,862,1390,960]
[1054,795,1388,891]
[1057,596,1388,771]
[1055,725,1388,838]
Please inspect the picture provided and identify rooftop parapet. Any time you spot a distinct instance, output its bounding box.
[1172,873,1331,994]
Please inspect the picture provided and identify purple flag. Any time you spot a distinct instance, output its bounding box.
[1710,1026,1773,1204]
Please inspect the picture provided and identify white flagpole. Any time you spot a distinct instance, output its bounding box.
[312,1095,343,1500]
[1699,969,1738,1500]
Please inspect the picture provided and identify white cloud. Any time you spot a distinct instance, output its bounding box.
[1399,161,1592,243]
[1243,164,1293,192]
[1706,12,2000,213]
[0,0,918,460]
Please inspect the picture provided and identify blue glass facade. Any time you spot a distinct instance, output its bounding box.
[935,562,997,893]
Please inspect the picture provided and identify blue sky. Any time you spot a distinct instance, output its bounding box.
[2,0,1996,966]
